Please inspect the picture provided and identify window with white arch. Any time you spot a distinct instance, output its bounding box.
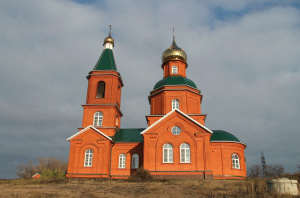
[172,66,178,74]
[180,143,190,163]
[131,154,139,169]
[232,154,240,169]
[172,99,179,110]
[93,112,103,126]
[163,143,173,163]
[119,153,126,169]
[84,149,93,167]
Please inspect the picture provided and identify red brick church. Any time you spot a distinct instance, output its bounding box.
[66,29,247,179]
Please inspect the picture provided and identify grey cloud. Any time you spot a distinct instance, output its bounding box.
[0,0,299,178]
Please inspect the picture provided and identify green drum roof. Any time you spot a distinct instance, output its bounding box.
[93,49,117,71]
[210,130,240,142]
[153,75,197,90]
[112,128,145,143]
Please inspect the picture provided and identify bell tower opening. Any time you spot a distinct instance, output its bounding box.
[96,81,105,98]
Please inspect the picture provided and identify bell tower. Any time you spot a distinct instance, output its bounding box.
[147,30,206,126]
[81,26,123,136]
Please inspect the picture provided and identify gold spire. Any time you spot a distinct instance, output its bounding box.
[103,25,114,46]
[162,28,187,63]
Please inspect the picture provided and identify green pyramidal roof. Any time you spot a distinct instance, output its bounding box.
[112,128,145,143]
[93,49,117,71]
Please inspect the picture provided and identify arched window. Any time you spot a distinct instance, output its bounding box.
[171,126,181,135]
[172,66,178,74]
[84,149,93,167]
[131,154,139,169]
[232,154,240,169]
[93,112,103,126]
[180,143,190,163]
[96,81,105,98]
[172,99,179,110]
[163,143,173,163]
[119,153,126,168]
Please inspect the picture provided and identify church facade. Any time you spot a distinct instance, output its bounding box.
[66,30,247,179]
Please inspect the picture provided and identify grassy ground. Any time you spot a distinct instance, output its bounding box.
[0,178,299,198]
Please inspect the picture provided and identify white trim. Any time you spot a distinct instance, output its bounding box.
[67,125,112,141]
[210,141,247,147]
[141,109,213,134]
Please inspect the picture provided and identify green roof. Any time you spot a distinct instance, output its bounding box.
[93,49,117,71]
[112,128,145,143]
[210,130,240,142]
[153,75,197,90]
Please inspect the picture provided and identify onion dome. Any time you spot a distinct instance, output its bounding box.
[103,25,114,46]
[153,75,197,90]
[162,30,187,63]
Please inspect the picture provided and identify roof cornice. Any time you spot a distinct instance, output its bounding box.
[67,125,113,141]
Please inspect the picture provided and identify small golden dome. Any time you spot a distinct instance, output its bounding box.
[103,25,114,46]
[103,35,114,46]
[162,35,187,63]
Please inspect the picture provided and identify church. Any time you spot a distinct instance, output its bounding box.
[66,29,247,179]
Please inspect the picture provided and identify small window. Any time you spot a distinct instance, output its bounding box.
[119,153,126,169]
[96,81,105,98]
[171,126,181,135]
[84,149,93,167]
[180,143,190,163]
[232,154,240,169]
[93,112,103,126]
[172,66,178,74]
[172,99,179,110]
[163,143,173,163]
[131,154,139,169]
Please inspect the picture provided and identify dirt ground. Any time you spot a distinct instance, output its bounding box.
[0,179,299,198]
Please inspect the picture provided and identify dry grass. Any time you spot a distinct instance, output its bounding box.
[0,178,299,198]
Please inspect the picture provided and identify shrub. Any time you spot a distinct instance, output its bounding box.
[128,168,153,182]
[41,168,65,179]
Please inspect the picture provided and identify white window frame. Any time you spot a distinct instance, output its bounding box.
[172,66,178,74]
[84,149,93,167]
[163,143,173,163]
[171,126,181,135]
[172,99,179,110]
[232,154,240,169]
[93,112,103,126]
[119,153,126,169]
[180,143,190,163]
[131,154,139,169]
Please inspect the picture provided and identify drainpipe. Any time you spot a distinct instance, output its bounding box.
[109,142,115,178]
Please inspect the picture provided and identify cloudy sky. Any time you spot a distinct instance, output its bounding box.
[1,0,300,179]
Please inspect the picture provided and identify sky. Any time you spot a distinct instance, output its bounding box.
[0,0,299,179]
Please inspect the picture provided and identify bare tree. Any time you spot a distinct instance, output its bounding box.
[16,156,68,179]
[265,164,285,177]
[17,160,36,179]
[247,164,262,178]
[247,164,285,178]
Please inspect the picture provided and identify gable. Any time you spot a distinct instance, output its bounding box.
[141,109,212,135]
[67,125,112,141]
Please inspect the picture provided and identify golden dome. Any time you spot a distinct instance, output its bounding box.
[103,25,114,46]
[162,35,187,63]
[103,35,114,46]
